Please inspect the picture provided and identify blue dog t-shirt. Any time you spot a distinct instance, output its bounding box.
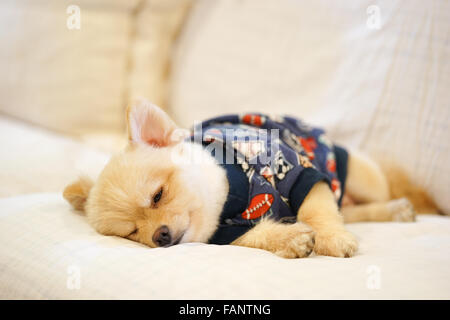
[189,113,348,245]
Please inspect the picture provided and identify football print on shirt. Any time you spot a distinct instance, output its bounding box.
[241,193,274,220]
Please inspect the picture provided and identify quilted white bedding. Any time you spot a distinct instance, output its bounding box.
[0,193,449,299]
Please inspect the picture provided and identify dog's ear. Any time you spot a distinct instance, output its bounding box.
[63,176,94,212]
[126,98,180,147]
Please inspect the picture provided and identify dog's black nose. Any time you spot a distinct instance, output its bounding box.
[153,225,171,247]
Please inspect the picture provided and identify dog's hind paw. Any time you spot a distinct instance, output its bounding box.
[388,198,416,222]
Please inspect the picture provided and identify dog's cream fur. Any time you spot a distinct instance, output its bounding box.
[63,99,439,258]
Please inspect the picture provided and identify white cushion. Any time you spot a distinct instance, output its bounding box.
[169,0,450,214]
[128,0,193,108]
[0,0,192,138]
[0,192,449,299]
[0,0,139,136]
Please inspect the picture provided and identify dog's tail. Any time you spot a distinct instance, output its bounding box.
[379,162,441,214]
[63,176,94,212]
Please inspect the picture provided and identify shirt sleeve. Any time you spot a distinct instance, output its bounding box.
[208,224,251,245]
[288,167,330,215]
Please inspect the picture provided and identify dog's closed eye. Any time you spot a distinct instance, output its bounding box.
[126,228,139,241]
[128,229,138,237]
[152,188,163,207]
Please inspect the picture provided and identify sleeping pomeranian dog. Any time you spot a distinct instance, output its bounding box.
[63,99,439,258]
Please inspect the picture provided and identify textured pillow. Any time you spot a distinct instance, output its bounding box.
[169,0,450,214]
[0,0,138,137]
[128,0,193,109]
[0,0,192,141]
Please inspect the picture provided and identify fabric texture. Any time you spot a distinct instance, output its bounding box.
[190,113,347,244]
[0,192,449,299]
[0,0,136,137]
[0,115,110,198]
[0,0,192,140]
[169,0,450,214]
[128,0,193,109]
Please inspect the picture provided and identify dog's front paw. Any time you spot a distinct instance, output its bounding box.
[273,223,316,259]
[314,228,358,258]
[387,198,416,222]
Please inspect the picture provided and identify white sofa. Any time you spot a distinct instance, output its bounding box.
[0,0,449,299]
